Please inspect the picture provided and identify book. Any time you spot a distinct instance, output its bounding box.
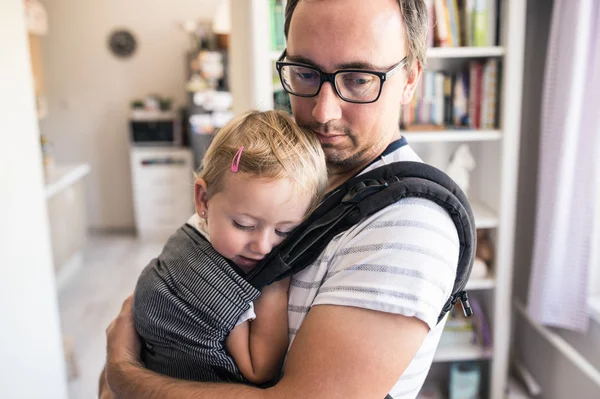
[488,0,498,46]
[434,0,450,47]
[481,59,498,128]
[468,61,483,128]
[473,0,488,47]
[426,0,435,48]
[270,0,286,50]
[400,62,497,130]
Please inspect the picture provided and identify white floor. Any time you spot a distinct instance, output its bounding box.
[57,234,166,399]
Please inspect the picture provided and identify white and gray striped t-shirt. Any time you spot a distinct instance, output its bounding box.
[287,141,459,399]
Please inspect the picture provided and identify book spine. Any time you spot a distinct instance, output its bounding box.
[474,63,483,128]
[451,0,462,46]
[436,73,445,126]
[487,0,498,46]
[426,0,435,48]
[473,0,488,47]
[273,1,285,49]
[435,0,450,47]
[443,73,453,126]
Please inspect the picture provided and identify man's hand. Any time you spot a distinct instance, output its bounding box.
[104,295,143,395]
[98,365,116,399]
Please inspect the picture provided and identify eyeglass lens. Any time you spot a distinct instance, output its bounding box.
[280,65,381,102]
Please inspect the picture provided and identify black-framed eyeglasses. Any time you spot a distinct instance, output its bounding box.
[275,49,408,104]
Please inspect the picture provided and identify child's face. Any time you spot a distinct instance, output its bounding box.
[195,173,312,273]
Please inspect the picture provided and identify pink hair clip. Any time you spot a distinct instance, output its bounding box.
[231,146,244,173]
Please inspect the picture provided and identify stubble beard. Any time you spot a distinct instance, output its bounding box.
[306,122,367,173]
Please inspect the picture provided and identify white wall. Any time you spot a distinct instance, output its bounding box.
[0,0,68,397]
[38,0,220,229]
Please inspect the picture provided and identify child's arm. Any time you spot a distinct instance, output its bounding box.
[225,277,290,384]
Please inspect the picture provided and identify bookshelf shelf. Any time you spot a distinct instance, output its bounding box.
[466,277,496,290]
[402,129,502,143]
[273,47,506,61]
[433,342,493,363]
[472,201,499,229]
[427,46,505,59]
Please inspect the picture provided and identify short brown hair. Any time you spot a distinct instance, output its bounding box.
[196,110,328,215]
[283,0,429,70]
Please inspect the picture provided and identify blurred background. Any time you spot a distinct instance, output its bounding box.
[1,0,598,398]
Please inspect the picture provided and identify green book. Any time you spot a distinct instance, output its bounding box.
[473,0,488,47]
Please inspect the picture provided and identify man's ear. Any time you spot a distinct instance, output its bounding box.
[194,178,209,218]
[400,63,423,105]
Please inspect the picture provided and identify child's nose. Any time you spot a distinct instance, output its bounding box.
[250,230,273,256]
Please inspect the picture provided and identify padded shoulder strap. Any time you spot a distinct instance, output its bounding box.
[245,161,476,324]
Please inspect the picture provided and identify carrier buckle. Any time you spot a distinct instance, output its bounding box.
[342,179,389,204]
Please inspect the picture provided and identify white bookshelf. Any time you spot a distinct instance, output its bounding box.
[434,342,494,363]
[466,276,497,291]
[472,201,499,229]
[402,129,502,143]
[420,1,526,398]
[426,46,505,58]
[241,1,526,398]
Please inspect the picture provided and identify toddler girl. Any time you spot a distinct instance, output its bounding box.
[133,110,327,385]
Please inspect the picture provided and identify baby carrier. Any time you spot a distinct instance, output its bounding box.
[248,160,476,324]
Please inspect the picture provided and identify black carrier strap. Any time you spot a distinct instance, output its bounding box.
[245,161,476,325]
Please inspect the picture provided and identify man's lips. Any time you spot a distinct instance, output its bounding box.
[313,130,345,144]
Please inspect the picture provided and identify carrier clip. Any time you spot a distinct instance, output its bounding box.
[342,179,389,204]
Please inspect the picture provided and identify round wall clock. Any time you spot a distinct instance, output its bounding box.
[109,30,137,58]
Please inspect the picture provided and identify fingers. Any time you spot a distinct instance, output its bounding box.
[121,294,133,312]
[106,294,134,335]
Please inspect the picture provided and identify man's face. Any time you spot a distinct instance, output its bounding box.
[286,0,419,172]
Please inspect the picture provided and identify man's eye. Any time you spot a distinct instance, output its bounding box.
[344,75,373,86]
[295,72,317,80]
[233,221,254,231]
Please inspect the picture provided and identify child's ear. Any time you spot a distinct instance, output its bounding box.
[194,178,209,218]
[400,63,422,105]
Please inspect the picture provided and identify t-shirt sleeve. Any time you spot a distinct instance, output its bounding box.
[234,302,256,326]
[312,197,460,329]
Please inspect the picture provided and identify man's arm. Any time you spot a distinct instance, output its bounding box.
[105,297,428,399]
[99,365,115,399]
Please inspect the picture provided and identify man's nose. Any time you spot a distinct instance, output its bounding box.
[312,82,343,125]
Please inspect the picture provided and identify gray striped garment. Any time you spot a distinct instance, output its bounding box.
[133,224,261,382]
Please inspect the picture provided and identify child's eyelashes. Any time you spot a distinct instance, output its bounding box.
[232,220,254,231]
[232,220,295,238]
[275,229,292,238]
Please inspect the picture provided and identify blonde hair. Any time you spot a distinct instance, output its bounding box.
[197,110,328,215]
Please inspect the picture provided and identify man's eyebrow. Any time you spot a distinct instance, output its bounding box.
[335,61,383,70]
[285,54,320,67]
[285,54,387,72]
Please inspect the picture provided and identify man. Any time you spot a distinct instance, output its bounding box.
[101,0,459,398]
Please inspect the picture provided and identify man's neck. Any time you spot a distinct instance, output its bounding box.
[325,133,403,193]
[326,165,365,192]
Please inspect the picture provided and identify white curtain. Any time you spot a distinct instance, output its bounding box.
[527,0,600,332]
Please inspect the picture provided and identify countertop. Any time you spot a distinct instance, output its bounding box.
[45,163,91,200]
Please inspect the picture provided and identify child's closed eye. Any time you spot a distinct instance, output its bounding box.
[275,229,292,238]
[232,220,254,231]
